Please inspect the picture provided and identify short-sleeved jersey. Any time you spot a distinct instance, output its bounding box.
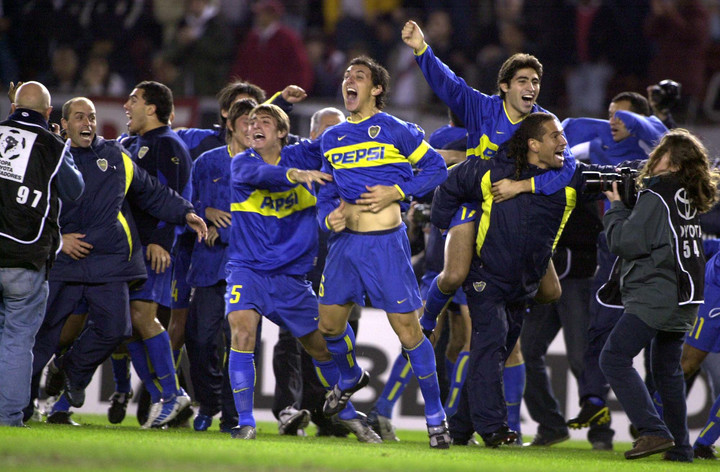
[227,143,322,276]
[415,44,575,195]
[317,112,447,204]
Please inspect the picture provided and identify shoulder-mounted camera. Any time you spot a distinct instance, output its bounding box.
[583,167,639,208]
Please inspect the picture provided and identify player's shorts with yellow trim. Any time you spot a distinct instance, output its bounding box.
[319,223,422,313]
[448,202,478,230]
[686,282,720,353]
[225,265,319,338]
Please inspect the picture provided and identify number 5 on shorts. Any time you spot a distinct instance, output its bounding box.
[229,284,243,303]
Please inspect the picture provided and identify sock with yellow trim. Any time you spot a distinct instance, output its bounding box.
[173,349,182,369]
[404,337,445,426]
[324,323,362,391]
[504,362,525,434]
[421,276,454,332]
[110,352,132,394]
[144,331,179,400]
[695,392,720,447]
[374,353,411,418]
[444,350,469,418]
[312,358,358,421]
[127,339,161,403]
[229,349,255,428]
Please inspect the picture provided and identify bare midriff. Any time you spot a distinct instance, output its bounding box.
[342,201,402,232]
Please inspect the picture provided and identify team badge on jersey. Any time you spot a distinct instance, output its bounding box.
[473,281,486,292]
[96,158,108,172]
[368,125,381,139]
[138,146,149,159]
[0,125,37,183]
[171,156,180,164]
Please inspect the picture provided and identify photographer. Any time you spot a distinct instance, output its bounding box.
[563,92,667,435]
[598,129,719,461]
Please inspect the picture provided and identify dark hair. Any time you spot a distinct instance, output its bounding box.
[217,81,267,116]
[611,92,651,116]
[348,56,390,110]
[507,112,556,178]
[250,103,290,147]
[497,53,543,99]
[226,98,258,139]
[135,81,173,124]
[638,128,720,213]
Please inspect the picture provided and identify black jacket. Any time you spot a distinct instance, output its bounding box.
[50,136,193,283]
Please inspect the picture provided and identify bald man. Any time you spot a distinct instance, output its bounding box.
[0,81,84,427]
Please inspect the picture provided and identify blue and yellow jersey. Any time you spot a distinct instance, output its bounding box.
[227,144,321,276]
[187,145,234,287]
[317,111,447,203]
[415,44,575,195]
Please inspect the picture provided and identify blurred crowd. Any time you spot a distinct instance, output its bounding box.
[2,0,720,122]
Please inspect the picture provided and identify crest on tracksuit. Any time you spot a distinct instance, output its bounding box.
[96,158,108,172]
[138,146,149,159]
[473,281,486,292]
[368,125,381,139]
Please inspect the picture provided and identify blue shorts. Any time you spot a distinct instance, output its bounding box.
[319,224,422,313]
[169,244,192,310]
[449,202,478,229]
[686,282,720,353]
[420,270,467,306]
[129,246,174,307]
[225,266,319,339]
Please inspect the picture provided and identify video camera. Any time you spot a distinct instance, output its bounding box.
[648,79,681,112]
[583,167,639,208]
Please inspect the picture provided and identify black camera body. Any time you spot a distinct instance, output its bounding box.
[649,79,681,111]
[583,167,639,208]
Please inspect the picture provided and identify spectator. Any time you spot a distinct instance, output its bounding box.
[645,0,710,123]
[229,0,314,95]
[75,54,126,97]
[164,0,234,97]
[40,45,79,94]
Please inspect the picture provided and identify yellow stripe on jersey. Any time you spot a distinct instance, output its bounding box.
[119,152,135,261]
[475,170,494,255]
[325,142,410,169]
[466,134,499,160]
[551,187,577,251]
[407,140,430,165]
[121,152,134,195]
[231,184,316,218]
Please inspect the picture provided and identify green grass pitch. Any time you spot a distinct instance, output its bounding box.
[0,414,715,472]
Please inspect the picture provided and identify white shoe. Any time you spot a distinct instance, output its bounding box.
[152,391,192,427]
[141,402,162,429]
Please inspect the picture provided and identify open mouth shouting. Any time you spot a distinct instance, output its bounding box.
[344,87,358,109]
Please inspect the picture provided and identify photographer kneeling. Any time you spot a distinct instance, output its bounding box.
[598,129,720,462]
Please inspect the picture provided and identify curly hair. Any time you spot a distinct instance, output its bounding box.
[638,128,720,213]
[506,112,556,178]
